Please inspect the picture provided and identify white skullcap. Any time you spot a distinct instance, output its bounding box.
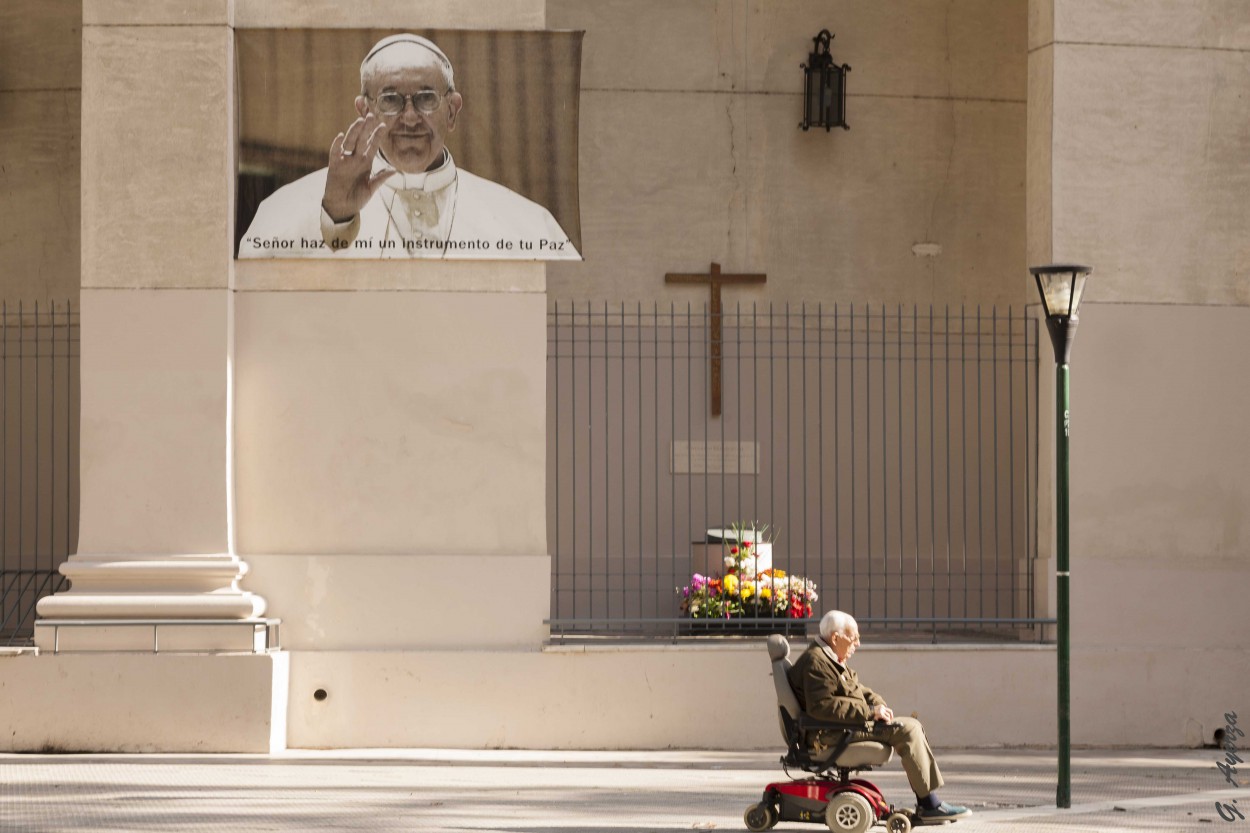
[361,34,455,89]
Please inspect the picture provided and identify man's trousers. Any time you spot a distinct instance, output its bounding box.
[862,716,945,798]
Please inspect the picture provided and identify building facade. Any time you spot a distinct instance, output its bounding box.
[0,0,1247,751]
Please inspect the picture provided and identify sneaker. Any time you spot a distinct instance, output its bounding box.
[915,801,972,824]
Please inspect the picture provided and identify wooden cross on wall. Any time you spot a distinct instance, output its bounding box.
[665,262,767,417]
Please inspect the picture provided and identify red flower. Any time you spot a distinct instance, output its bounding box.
[730,546,739,555]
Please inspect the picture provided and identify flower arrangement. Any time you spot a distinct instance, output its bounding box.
[679,522,818,620]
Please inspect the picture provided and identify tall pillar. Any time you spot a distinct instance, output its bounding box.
[1027,0,1250,747]
[35,2,264,651]
[224,0,553,665]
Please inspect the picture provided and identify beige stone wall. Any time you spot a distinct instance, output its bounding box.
[232,290,547,556]
[1066,303,1249,744]
[285,644,1057,748]
[1033,0,1250,304]
[0,652,288,753]
[244,554,551,650]
[547,0,1029,308]
[1028,1,1250,745]
[0,0,81,303]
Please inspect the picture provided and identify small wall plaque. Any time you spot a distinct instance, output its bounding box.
[671,441,759,475]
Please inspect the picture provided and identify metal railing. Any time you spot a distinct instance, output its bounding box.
[1,302,78,646]
[36,619,282,655]
[546,302,1043,641]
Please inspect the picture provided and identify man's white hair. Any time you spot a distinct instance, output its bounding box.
[360,34,455,94]
[819,610,858,642]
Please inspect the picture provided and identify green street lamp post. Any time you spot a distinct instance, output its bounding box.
[1031,263,1092,809]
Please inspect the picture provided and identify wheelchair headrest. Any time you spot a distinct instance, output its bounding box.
[767,633,791,662]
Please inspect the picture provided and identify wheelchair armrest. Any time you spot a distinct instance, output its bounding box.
[796,715,873,734]
[789,715,875,770]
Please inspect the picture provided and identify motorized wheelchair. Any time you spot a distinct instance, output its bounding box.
[743,635,917,833]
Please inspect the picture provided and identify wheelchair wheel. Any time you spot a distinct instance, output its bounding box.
[743,801,778,832]
[825,792,874,833]
[884,811,913,832]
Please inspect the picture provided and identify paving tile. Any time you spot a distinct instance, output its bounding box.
[0,748,1237,832]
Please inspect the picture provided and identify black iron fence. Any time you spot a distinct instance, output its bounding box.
[546,302,1044,641]
[1,302,78,646]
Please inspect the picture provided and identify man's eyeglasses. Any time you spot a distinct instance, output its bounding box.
[368,90,448,116]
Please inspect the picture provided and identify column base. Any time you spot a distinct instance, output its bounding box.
[35,554,267,651]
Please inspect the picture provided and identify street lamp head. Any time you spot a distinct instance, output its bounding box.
[1031,264,1092,320]
[1031,264,1092,364]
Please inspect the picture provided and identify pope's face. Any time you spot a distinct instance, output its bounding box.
[356,53,463,174]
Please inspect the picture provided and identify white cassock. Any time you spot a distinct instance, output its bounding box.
[240,151,580,260]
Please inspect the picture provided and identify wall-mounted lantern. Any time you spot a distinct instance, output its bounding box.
[800,29,851,131]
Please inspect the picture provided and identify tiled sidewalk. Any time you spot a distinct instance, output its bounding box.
[0,748,1241,832]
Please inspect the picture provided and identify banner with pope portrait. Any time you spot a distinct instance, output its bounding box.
[234,29,583,263]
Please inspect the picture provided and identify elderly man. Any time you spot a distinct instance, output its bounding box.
[788,610,971,824]
[241,34,578,260]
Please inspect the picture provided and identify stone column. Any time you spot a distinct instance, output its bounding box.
[35,1,264,651]
[1028,0,1250,741]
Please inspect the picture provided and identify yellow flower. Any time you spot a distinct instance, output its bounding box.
[741,583,755,600]
[771,569,787,579]
[723,574,740,595]
[760,586,772,600]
